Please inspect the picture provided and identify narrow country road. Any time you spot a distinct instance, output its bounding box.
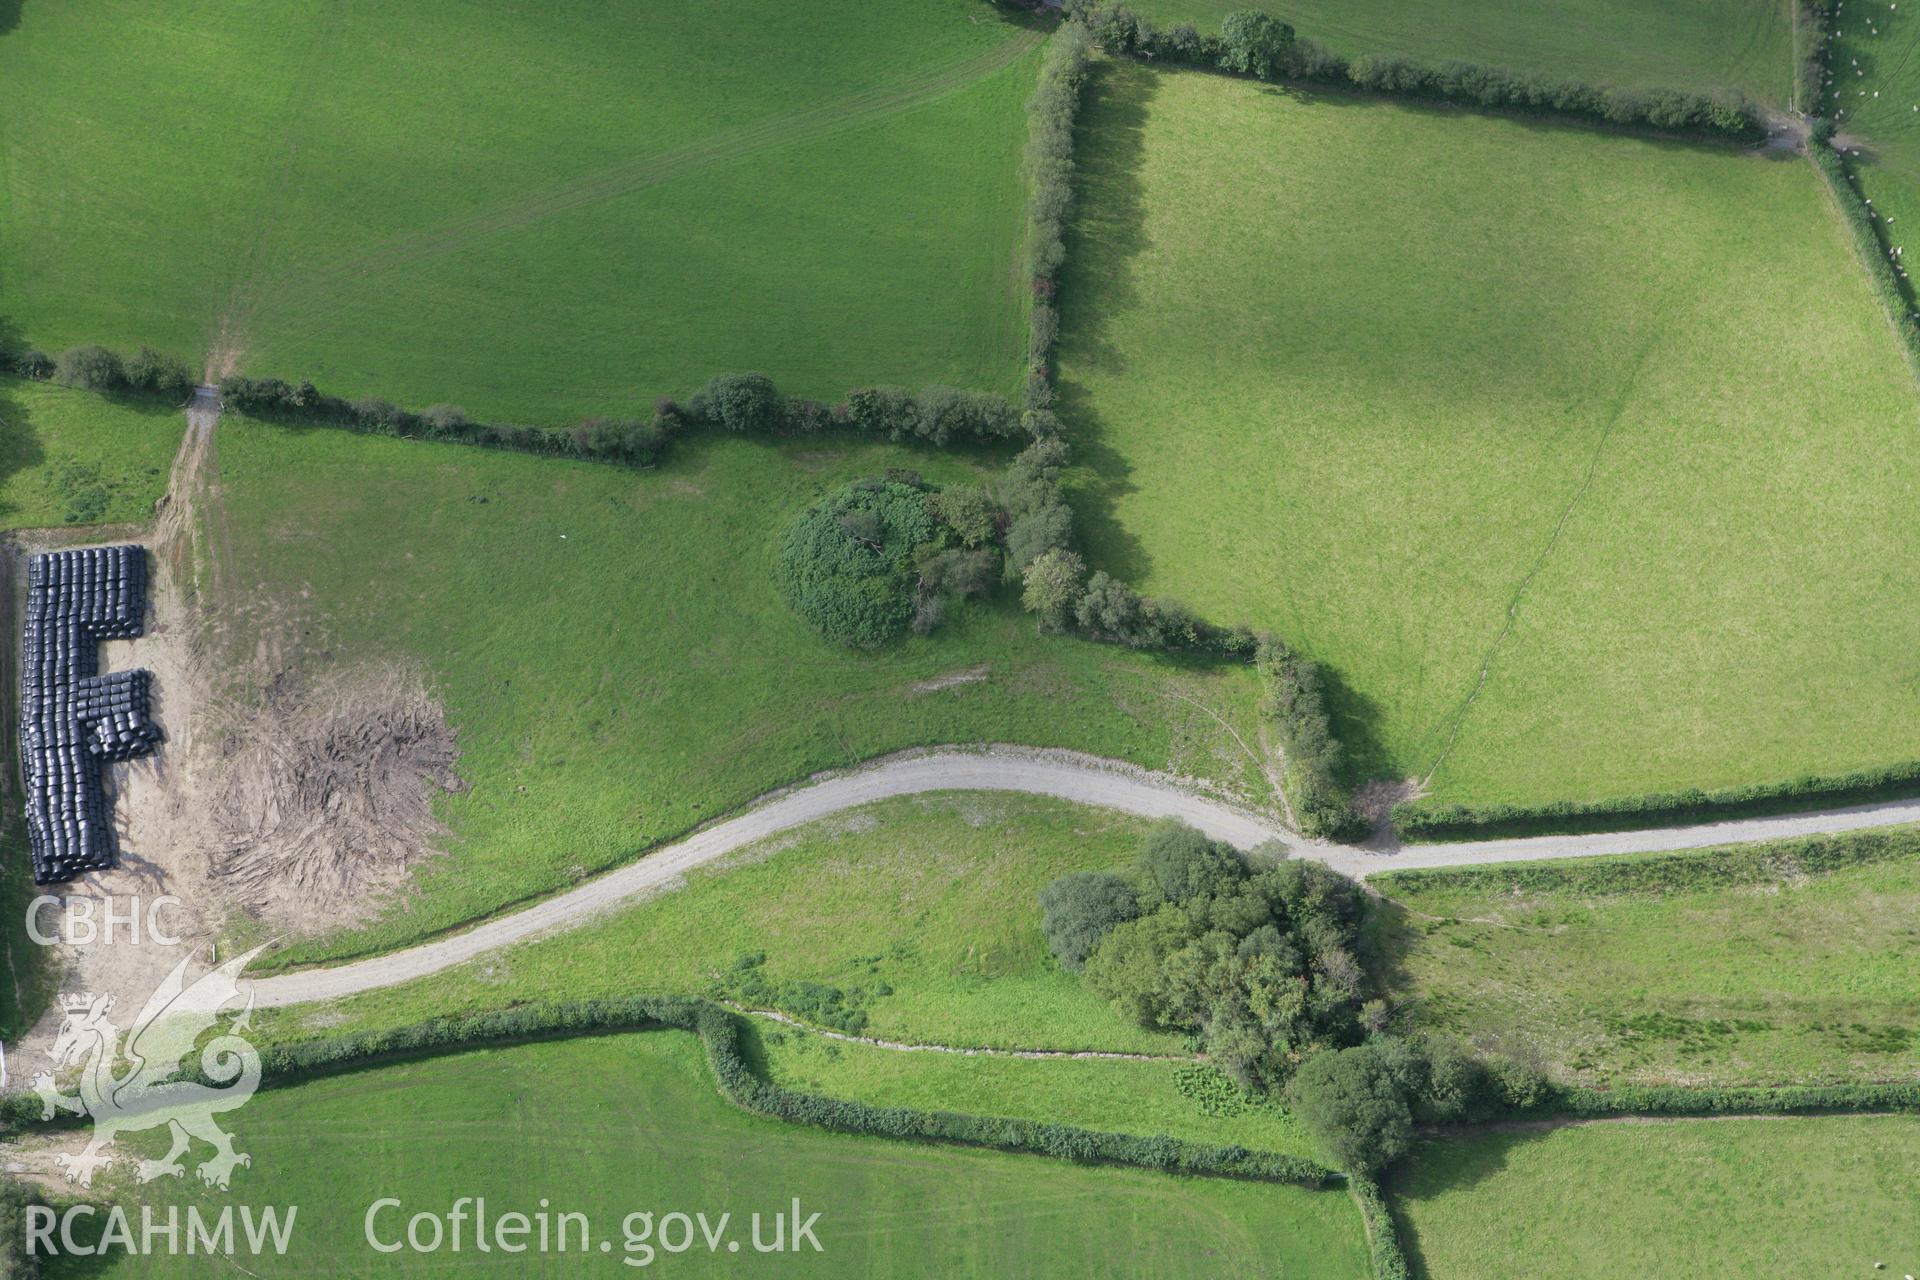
[248,747,1920,1007]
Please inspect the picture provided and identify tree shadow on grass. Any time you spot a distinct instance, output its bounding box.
[1055,57,1158,587]
[1319,662,1393,792]
[1388,1128,1565,1278]
[0,2,21,37]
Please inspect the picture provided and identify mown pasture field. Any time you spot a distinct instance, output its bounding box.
[1057,62,1920,812]
[1367,829,1920,1085]
[0,0,1039,421]
[208,420,1267,969]
[48,1033,1370,1278]
[1124,0,1794,101]
[1392,1114,1920,1278]
[0,378,180,1039]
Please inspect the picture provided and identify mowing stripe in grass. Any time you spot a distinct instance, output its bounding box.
[214,26,1045,371]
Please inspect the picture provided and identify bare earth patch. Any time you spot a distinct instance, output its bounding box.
[908,664,990,694]
[207,663,462,933]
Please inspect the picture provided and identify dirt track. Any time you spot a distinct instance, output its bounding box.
[247,746,1920,1008]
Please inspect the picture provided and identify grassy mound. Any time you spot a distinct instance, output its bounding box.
[1057,62,1920,812]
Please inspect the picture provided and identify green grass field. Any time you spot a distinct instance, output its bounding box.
[1125,0,1794,102]
[259,793,1185,1054]
[0,0,1040,422]
[0,377,178,531]
[1367,831,1920,1085]
[1058,62,1920,811]
[1826,0,1920,306]
[207,420,1267,969]
[47,1032,1369,1278]
[1392,1114,1920,1278]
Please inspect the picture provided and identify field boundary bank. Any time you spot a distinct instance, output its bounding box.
[0,997,1342,1190]
[240,746,1920,1000]
[725,1002,1194,1061]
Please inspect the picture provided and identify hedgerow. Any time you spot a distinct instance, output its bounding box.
[214,369,1039,470]
[1808,139,1920,373]
[1,342,196,401]
[1376,825,1920,898]
[1394,755,1920,840]
[1257,637,1365,841]
[1348,1175,1411,1280]
[1797,0,1836,114]
[1548,1079,1920,1118]
[1062,2,1765,144]
[2,997,1339,1187]
[1022,22,1093,381]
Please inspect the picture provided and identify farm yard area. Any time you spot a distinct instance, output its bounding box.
[2,1,1918,1277]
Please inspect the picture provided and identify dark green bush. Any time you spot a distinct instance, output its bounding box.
[776,477,940,647]
[1286,1043,1414,1173]
[687,371,784,433]
[1217,9,1295,79]
[124,345,194,399]
[54,344,126,392]
[1140,820,1246,905]
[1038,870,1140,970]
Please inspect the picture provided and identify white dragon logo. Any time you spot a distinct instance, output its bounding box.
[31,945,268,1189]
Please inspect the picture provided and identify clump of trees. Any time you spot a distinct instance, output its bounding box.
[1286,1035,1549,1172]
[1040,821,1367,1091]
[776,476,943,648]
[777,472,1008,647]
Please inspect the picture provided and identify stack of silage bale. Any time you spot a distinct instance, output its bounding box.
[19,545,160,884]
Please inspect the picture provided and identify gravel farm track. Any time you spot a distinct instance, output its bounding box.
[248,745,1920,1007]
